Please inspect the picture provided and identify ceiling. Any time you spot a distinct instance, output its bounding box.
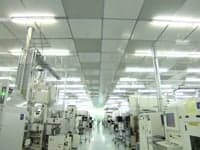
[1,0,200,107]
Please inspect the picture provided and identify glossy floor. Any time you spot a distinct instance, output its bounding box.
[78,124,129,150]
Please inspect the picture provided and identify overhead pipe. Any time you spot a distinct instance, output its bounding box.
[35,51,60,80]
[152,47,162,112]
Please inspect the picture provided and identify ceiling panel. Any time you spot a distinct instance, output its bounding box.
[101,61,119,70]
[61,0,104,18]
[70,19,101,38]
[126,40,154,53]
[132,21,165,40]
[0,24,14,39]
[102,53,122,62]
[0,39,22,52]
[75,39,101,53]
[155,41,196,51]
[23,0,66,16]
[103,20,135,39]
[62,56,80,67]
[102,40,128,53]
[175,0,200,18]
[34,20,71,38]
[0,0,24,17]
[104,0,144,19]
[85,75,99,80]
[84,69,99,76]
[79,53,100,63]
[81,62,100,69]
[159,26,194,41]
[188,29,200,42]
[47,39,76,53]
[139,0,186,19]
[0,55,17,65]
[86,80,99,84]
[4,22,27,39]
[124,55,153,66]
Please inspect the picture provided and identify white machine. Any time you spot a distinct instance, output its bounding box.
[48,135,66,150]
[0,106,26,150]
[139,112,165,150]
[183,100,200,150]
[154,102,184,150]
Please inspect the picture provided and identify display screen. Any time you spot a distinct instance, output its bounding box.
[166,113,175,127]
[197,102,200,109]
[190,136,200,150]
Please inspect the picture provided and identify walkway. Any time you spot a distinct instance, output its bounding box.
[78,123,129,150]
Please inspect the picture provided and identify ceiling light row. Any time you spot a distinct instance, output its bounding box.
[10,13,57,25]
[134,50,200,58]
[9,49,71,56]
[151,16,200,28]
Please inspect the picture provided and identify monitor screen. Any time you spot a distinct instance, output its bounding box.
[197,102,200,109]
[116,116,123,122]
[166,113,175,127]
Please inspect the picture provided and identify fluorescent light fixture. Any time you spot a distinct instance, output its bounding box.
[58,95,69,99]
[175,95,195,98]
[60,90,86,93]
[138,89,156,93]
[0,52,10,55]
[176,89,196,92]
[184,84,200,87]
[0,67,17,72]
[138,89,173,93]
[125,67,168,73]
[161,84,172,88]
[10,13,56,25]
[113,89,127,93]
[67,77,81,82]
[185,77,200,82]
[151,16,200,27]
[186,68,200,73]
[46,77,81,82]
[134,50,200,58]
[9,49,71,56]
[119,77,137,82]
[56,84,84,88]
[78,96,90,99]
[0,76,15,81]
[116,84,145,89]
[109,96,121,99]
[161,89,174,93]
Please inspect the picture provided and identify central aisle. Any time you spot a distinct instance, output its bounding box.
[78,123,128,150]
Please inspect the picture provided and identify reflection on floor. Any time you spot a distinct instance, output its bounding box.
[78,123,129,150]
